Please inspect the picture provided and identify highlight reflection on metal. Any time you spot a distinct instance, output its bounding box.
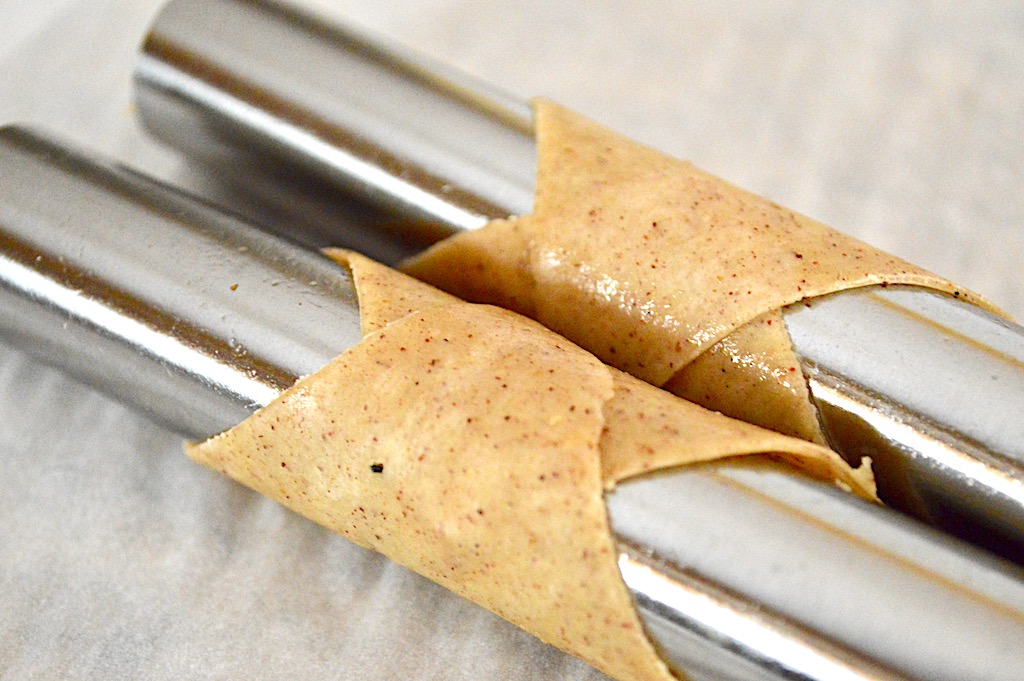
[135,0,1024,565]
[139,56,492,235]
[7,128,1024,681]
[0,248,280,411]
[135,0,536,262]
[785,288,1024,563]
[617,551,897,681]
[608,459,1024,681]
[0,126,362,436]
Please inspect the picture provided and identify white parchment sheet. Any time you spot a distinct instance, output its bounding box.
[1,1,1021,678]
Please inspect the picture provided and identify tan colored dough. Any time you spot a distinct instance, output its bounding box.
[402,100,995,440]
[189,252,872,681]
[663,309,826,443]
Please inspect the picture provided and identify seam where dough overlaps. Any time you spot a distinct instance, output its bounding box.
[189,252,873,681]
[402,100,998,443]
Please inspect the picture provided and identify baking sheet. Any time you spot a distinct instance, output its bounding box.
[1,1,1021,678]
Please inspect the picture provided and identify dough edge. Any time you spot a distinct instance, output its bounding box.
[188,252,873,681]
[401,100,1002,444]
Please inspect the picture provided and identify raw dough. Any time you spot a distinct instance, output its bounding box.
[402,100,993,442]
[189,252,873,681]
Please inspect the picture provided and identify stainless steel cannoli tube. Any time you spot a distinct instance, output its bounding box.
[4,128,1024,680]
[135,0,1024,565]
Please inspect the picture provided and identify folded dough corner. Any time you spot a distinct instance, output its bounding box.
[402,100,995,443]
[189,251,872,681]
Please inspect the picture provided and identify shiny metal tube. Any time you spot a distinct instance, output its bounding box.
[0,127,363,436]
[5,129,1024,680]
[135,0,1024,565]
[135,0,535,263]
[610,462,1024,681]
[786,288,1024,564]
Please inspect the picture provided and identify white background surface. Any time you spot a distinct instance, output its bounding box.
[1,1,1021,679]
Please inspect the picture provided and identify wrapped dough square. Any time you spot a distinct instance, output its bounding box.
[189,252,871,681]
[403,101,995,442]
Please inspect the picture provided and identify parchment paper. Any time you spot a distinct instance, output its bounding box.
[1,1,1021,679]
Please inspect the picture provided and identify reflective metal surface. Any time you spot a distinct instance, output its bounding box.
[784,287,1024,563]
[617,551,902,681]
[609,459,1024,681]
[135,0,536,262]
[0,126,362,436]
[7,127,1024,680]
[135,0,1024,566]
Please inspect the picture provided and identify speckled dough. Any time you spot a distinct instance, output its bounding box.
[403,101,992,442]
[189,252,872,681]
